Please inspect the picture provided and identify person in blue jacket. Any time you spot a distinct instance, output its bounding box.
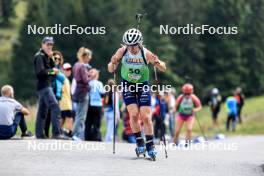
[226,96,238,132]
[85,68,105,141]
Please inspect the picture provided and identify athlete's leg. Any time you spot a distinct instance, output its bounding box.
[173,115,184,143]
[140,106,156,154]
[139,106,153,135]
[127,104,144,148]
[186,116,195,140]
[127,104,140,132]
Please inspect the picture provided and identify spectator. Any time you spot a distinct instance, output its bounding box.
[85,68,105,141]
[45,51,65,137]
[72,47,92,140]
[34,36,66,139]
[104,79,120,142]
[60,63,74,137]
[153,92,167,141]
[164,88,176,138]
[234,87,245,124]
[208,88,222,128]
[0,85,32,139]
[226,96,238,132]
[71,78,77,113]
[52,51,65,100]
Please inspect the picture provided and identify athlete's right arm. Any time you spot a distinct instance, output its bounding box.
[108,47,125,73]
[174,95,182,113]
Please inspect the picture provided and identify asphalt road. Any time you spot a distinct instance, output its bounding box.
[0,136,263,176]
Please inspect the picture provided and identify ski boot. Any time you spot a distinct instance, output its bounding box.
[173,140,180,147]
[135,146,146,158]
[147,146,157,161]
[185,139,192,147]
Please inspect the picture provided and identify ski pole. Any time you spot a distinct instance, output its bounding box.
[113,64,116,154]
[154,66,168,158]
[135,13,147,30]
[195,114,208,141]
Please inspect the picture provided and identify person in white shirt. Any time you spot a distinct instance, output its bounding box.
[0,85,32,139]
[85,68,105,141]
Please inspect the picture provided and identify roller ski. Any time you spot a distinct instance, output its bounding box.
[185,139,192,148]
[146,146,157,161]
[135,146,146,158]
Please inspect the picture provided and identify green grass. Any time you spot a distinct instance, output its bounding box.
[18,96,264,138]
[191,96,264,137]
[19,105,123,138]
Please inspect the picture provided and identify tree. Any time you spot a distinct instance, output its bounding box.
[0,0,15,25]
[11,0,49,102]
[202,0,249,97]
[241,0,264,95]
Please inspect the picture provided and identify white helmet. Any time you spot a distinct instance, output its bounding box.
[212,88,219,95]
[122,28,143,45]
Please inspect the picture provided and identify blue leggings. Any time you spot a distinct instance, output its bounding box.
[0,112,27,139]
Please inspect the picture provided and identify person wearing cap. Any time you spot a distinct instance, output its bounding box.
[59,63,74,137]
[208,88,222,128]
[34,36,66,139]
[85,68,105,141]
[44,51,65,137]
[72,47,92,140]
[0,85,32,139]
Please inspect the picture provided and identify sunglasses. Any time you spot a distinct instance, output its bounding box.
[64,68,72,71]
[54,55,61,60]
[128,43,139,47]
[46,43,54,46]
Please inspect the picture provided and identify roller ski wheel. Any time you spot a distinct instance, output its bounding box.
[135,146,146,158]
[147,147,157,161]
[149,155,156,161]
[185,140,192,148]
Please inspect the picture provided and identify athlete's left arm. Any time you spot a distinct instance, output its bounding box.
[145,50,166,72]
[192,94,202,112]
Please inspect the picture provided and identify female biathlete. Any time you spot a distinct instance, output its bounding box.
[108,28,166,159]
[173,83,202,146]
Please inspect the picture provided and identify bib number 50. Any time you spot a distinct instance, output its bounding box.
[129,68,140,74]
